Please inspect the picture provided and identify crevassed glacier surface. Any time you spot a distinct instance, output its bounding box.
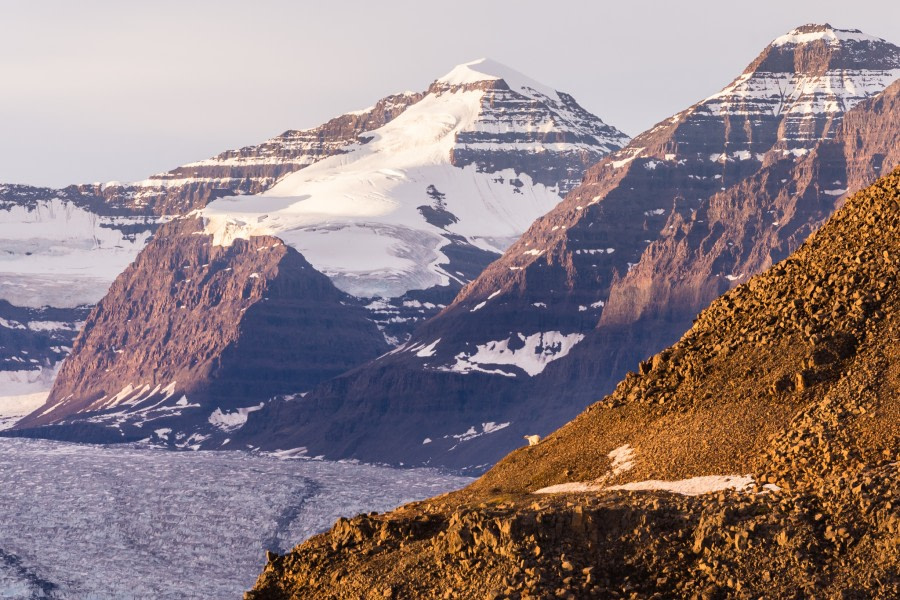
[0,438,470,599]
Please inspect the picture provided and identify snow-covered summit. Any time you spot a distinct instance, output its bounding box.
[436,58,561,102]
[201,61,628,299]
[694,24,900,145]
[772,24,886,47]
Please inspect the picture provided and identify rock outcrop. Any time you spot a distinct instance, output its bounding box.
[14,218,387,444]
[245,166,900,600]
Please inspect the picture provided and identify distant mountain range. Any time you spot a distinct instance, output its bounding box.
[5,59,628,443]
[6,26,900,477]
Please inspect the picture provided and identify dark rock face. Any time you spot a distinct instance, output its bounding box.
[15,218,388,439]
[245,166,900,600]
[236,26,900,470]
[0,301,87,375]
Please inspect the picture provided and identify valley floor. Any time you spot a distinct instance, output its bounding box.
[0,438,470,599]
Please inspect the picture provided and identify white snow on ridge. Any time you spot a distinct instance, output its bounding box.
[444,331,585,377]
[701,67,900,128]
[436,58,562,102]
[0,198,166,307]
[201,87,565,298]
[772,26,885,47]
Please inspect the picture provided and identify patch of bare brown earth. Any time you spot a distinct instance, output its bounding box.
[246,168,900,599]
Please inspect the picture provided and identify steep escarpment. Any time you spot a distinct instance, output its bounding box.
[14,218,387,441]
[246,167,900,600]
[237,25,900,470]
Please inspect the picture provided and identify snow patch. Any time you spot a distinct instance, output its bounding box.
[445,421,511,448]
[414,338,441,358]
[444,331,585,377]
[208,403,266,433]
[436,58,562,103]
[607,475,754,495]
[608,444,635,475]
[772,26,885,47]
[610,147,644,169]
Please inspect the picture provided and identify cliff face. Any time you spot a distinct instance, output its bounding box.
[533,76,900,415]
[15,218,387,442]
[235,27,900,470]
[245,167,900,600]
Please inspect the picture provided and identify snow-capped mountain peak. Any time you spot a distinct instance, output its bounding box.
[436,57,561,101]
[771,23,886,48]
[688,24,900,148]
[200,60,629,299]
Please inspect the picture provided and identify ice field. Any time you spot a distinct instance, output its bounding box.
[0,438,471,599]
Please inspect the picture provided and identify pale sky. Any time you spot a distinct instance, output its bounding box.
[2,0,898,187]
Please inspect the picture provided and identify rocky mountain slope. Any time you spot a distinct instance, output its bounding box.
[11,59,626,440]
[246,166,900,600]
[236,25,900,470]
[12,218,387,445]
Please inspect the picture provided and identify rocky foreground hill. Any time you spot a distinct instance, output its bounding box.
[246,168,900,598]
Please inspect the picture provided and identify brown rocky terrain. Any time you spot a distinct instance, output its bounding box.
[245,167,900,599]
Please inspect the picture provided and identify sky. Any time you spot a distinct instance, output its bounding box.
[2,0,898,187]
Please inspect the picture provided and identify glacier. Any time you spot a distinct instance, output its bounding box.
[0,438,470,598]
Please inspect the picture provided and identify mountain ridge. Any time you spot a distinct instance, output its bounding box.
[11,60,628,440]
